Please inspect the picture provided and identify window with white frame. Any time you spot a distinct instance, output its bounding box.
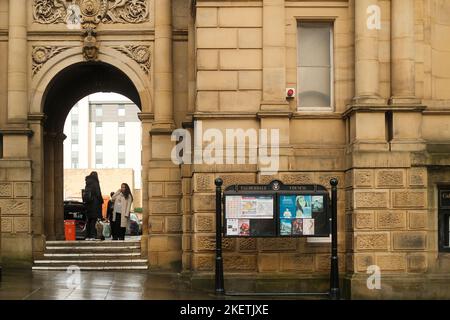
[95,105,103,117]
[297,21,333,109]
[118,105,125,116]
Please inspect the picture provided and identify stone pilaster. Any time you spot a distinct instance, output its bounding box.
[389,0,420,105]
[153,0,175,131]
[353,0,384,105]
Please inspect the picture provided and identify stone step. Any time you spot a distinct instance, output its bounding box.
[46,246,141,251]
[34,259,148,264]
[43,252,141,258]
[45,240,141,247]
[32,265,148,271]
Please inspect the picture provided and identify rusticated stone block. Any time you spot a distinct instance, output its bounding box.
[354,170,373,188]
[260,238,297,251]
[376,170,405,188]
[315,173,342,189]
[0,199,30,215]
[14,182,31,198]
[346,254,355,272]
[149,183,163,197]
[1,217,13,232]
[219,174,255,188]
[356,232,389,250]
[224,254,257,271]
[192,195,215,212]
[393,232,427,250]
[407,253,428,273]
[151,200,178,214]
[194,174,214,192]
[182,235,192,251]
[166,217,182,232]
[345,190,354,210]
[149,236,168,252]
[196,236,235,251]
[316,254,331,272]
[355,191,388,209]
[183,216,192,232]
[239,238,257,252]
[280,254,315,272]
[376,254,406,271]
[195,254,214,271]
[345,170,353,188]
[392,191,426,208]
[377,211,406,229]
[13,217,30,233]
[355,254,375,272]
[408,168,427,187]
[345,213,353,230]
[195,215,214,232]
[355,212,374,229]
[409,211,427,229]
[258,175,279,184]
[258,254,279,272]
[0,183,13,198]
[280,173,314,185]
[166,183,181,196]
[149,217,164,233]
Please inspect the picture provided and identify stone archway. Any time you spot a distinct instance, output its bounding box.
[42,61,142,241]
[26,57,152,261]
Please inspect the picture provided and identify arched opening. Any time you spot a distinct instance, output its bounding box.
[42,61,142,241]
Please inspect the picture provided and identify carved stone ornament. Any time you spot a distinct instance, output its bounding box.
[33,0,149,26]
[32,46,71,76]
[112,45,151,74]
[83,28,99,61]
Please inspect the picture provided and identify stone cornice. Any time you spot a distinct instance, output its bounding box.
[193,112,257,120]
[343,104,427,119]
[0,128,34,137]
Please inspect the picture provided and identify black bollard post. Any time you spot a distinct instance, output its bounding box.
[215,178,225,295]
[329,178,340,300]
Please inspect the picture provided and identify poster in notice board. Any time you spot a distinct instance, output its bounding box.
[224,195,276,237]
[278,194,329,237]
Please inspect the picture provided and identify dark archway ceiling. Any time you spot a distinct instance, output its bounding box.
[43,61,141,132]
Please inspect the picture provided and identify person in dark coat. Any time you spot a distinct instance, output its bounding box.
[106,191,115,239]
[82,171,103,240]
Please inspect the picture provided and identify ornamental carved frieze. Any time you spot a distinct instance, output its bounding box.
[32,46,71,76]
[112,45,151,74]
[33,0,149,26]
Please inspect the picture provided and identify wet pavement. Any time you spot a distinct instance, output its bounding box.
[0,270,329,300]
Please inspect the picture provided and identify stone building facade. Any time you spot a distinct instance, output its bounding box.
[0,0,450,299]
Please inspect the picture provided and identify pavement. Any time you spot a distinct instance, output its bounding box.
[0,270,330,300]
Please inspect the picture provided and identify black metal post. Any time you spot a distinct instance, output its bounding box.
[215,178,225,295]
[329,178,340,300]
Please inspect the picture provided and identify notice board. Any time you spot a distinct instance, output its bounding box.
[223,180,330,238]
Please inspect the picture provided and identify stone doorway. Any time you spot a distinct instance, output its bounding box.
[28,60,151,263]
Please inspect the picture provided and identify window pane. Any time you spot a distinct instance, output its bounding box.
[118,145,125,152]
[72,144,79,151]
[298,66,331,108]
[118,105,125,116]
[118,127,125,134]
[95,106,103,116]
[95,127,103,134]
[298,22,331,67]
[96,145,103,152]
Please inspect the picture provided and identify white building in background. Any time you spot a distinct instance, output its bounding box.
[63,93,142,197]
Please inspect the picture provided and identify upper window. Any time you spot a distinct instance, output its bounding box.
[95,105,103,117]
[118,105,126,116]
[297,22,333,109]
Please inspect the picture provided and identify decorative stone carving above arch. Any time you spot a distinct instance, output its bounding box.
[32,46,72,76]
[111,45,151,74]
[33,0,150,26]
